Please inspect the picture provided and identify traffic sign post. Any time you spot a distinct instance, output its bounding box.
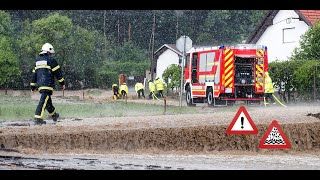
[176,36,192,108]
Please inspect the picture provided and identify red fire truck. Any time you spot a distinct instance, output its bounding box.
[184,44,268,106]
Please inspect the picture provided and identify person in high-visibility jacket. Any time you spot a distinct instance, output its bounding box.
[135,82,145,99]
[119,82,128,99]
[264,72,275,104]
[148,80,156,100]
[154,77,164,98]
[112,83,120,100]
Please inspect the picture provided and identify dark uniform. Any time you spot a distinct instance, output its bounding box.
[112,84,120,100]
[31,52,65,125]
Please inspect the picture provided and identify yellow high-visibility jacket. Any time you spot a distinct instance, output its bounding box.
[154,79,164,91]
[264,76,274,93]
[148,81,155,92]
[135,83,144,93]
[120,84,128,94]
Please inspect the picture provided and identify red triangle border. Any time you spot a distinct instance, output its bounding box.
[259,120,291,149]
[226,106,258,135]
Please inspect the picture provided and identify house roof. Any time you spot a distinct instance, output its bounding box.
[152,44,183,77]
[298,10,320,25]
[154,44,182,57]
[246,10,320,44]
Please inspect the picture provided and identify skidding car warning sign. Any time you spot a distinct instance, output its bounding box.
[259,120,291,149]
[226,106,258,134]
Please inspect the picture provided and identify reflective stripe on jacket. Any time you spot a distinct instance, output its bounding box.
[30,53,64,91]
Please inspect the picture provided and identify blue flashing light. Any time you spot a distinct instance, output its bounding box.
[219,45,225,49]
[264,46,268,50]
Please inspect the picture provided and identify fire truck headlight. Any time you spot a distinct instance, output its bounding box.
[241,79,246,84]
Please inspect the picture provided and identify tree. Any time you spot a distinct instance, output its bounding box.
[289,20,320,101]
[291,20,320,60]
[162,64,181,94]
[196,32,218,46]
[18,13,105,89]
[0,11,20,94]
[204,10,266,44]
[268,60,298,103]
[293,60,320,101]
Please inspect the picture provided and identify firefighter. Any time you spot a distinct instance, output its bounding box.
[148,80,156,100]
[112,83,120,100]
[30,43,65,125]
[264,72,275,104]
[154,77,165,98]
[135,82,145,99]
[120,82,128,99]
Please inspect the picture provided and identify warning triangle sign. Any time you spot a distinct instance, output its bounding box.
[226,106,258,134]
[259,120,291,149]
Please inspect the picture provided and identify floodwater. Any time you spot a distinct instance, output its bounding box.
[1,151,320,170]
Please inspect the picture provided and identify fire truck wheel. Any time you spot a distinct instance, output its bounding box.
[207,88,214,106]
[186,89,195,106]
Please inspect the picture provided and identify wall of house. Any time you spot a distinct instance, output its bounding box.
[257,10,309,62]
[156,49,180,79]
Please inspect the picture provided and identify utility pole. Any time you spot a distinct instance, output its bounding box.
[116,10,120,44]
[128,22,131,41]
[103,10,107,52]
[150,11,156,81]
[176,15,179,40]
[314,65,318,102]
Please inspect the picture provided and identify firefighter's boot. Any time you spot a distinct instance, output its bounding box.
[34,118,46,125]
[52,112,60,122]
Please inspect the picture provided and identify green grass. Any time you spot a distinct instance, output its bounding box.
[0,94,250,122]
[86,89,103,96]
[0,94,193,121]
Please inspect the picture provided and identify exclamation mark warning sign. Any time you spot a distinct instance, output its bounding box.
[226,106,258,134]
[241,117,244,129]
[230,112,253,131]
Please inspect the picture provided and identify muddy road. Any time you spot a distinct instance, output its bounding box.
[1,151,320,170]
[1,92,320,170]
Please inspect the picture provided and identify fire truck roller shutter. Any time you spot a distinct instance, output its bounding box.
[255,49,264,92]
[224,49,234,92]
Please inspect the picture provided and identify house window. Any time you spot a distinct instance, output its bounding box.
[283,27,296,43]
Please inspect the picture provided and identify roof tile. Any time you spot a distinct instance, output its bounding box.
[298,10,320,25]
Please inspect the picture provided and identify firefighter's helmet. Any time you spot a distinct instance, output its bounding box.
[40,43,55,54]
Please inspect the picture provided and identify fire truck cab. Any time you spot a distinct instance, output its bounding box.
[184,44,268,107]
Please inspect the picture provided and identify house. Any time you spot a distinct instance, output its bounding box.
[246,10,320,62]
[153,44,182,80]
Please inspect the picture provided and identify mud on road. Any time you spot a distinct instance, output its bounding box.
[1,151,320,170]
[1,91,320,169]
[1,105,320,154]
